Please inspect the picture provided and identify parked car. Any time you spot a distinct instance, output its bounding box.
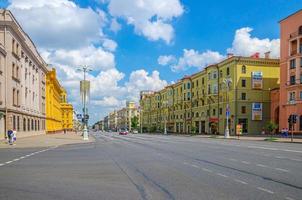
[119,129,129,135]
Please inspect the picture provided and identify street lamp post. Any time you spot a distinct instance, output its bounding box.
[140,107,143,134]
[163,100,168,135]
[78,65,92,140]
[223,77,232,139]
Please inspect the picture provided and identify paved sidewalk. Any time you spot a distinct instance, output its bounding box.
[193,134,302,143]
[0,132,95,148]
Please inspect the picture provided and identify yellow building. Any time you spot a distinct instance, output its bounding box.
[140,55,280,135]
[46,68,73,133]
[61,89,74,131]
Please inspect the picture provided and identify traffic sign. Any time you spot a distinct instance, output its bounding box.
[77,114,82,120]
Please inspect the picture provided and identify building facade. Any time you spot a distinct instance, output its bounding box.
[116,101,140,131]
[46,68,73,133]
[279,10,302,133]
[109,111,117,131]
[0,10,48,139]
[140,55,280,135]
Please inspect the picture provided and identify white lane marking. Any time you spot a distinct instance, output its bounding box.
[257,187,274,194]
[0,146,57,167]
[290,158,302,162]
[202,168,213,173]
[275,168,289,172]
[275,156,285,159]
[256,164,268,168]
[234,179,248,185]
[229,158,237,162]
[241,161,250,164]
[285,197,295,200]
[283,149,302,153]
[191,164,199,168]
[184,162,189,165]
[216,173,228,178]
[248,146,278,151]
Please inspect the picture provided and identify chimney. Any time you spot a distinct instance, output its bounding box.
[227,53,234,58]
[264,51,271,59]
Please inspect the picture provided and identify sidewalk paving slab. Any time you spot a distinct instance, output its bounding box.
[0,132,95,149]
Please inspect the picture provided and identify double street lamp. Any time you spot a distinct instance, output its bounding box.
[77,65,92,140]
[223,77,232,139]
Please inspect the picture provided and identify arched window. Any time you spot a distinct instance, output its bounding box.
[28,119,30,131]
[299,26,302,34]
[196,112,199,117]
[23,118,26,131]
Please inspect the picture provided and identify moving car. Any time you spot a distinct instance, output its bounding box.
[119,129,129,135]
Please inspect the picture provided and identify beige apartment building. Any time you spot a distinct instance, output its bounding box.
[0,10,48,139]
[116,101,140,131]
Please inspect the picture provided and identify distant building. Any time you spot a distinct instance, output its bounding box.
[116,101,140,131]
[109,111,117,131]
[279,9,302,133]
[104,116,109,131]
[140,55,280,135]
[46,68,73,133]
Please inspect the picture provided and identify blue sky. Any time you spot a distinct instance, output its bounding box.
[1,0,301,123]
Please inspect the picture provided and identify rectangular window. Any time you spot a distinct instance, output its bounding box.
[300,74,302,84]
[290,59,296,69]
[242,79,246,87]
[241,106,246,114]
[202,78,204,85]
[219,108,222,115]
[0,82,1,102]
[187,92,191,100]
[187,82,191,89]
[300,91,302,100]
[13,88,15,105]
[241,93,246,100]
[227,67,230,75]
[290,75,296,85]
[213,71,217,79]
[17,116,20,131]
[213,109,216,116]
[12,39,15,53]
[300,58,302,67]
[241,65,246,74]
[12,63,15,78]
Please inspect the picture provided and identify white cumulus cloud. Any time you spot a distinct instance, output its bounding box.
[171,49,224,71]
[8,0,106,50]
[107,0,184,44]
[158,55,176,66]
[227,27,280,58]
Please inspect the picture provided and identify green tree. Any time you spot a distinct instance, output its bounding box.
[266,121,278,137]
[131,116,139,130]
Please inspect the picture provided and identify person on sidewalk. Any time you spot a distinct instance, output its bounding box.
[12,129,17,144]
[7,130,13,145]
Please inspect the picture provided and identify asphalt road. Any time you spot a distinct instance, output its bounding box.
[0,132,302,200]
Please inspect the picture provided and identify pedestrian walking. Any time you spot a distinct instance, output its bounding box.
[7,130,13,145]
[12,129,17,143]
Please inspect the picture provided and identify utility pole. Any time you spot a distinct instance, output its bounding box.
[78,66,92,140]
[223,77,232,139]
